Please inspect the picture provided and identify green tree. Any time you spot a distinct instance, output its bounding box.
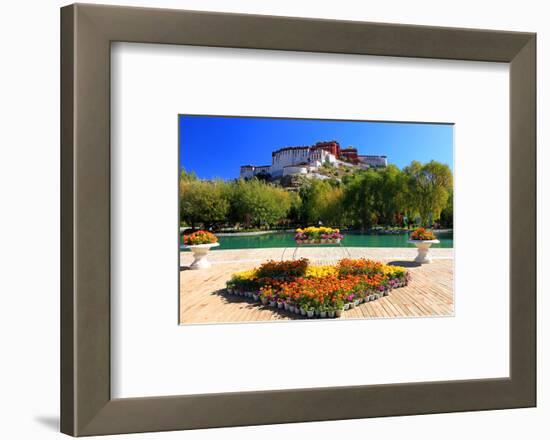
[286,192,303,225]
[179,167,198,182]
[180,179,230,229]
[369,165,408,225]
[439,187,454,228]
[298,179,341,225]
[342,170,380,229]
[404,160,453,226]
[230,179,291,228]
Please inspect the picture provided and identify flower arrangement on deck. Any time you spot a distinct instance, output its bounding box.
[226,258,411,318]
[183,230,218,246]
[294,226,344,244]
[409,227,437,241]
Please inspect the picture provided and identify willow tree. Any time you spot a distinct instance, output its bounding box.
[299,179,342,225]
[370,165,409,225]
[404,160,453,226]
[342,170,380,229]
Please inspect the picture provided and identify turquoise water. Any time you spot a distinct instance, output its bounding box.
[182,231,453,250]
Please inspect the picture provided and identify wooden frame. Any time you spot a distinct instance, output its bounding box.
[61,3,536,436]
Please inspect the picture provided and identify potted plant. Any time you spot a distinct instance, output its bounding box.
[182,230,220,270]
[327,308,335,318]
[408,228,440,264]
[294,227,344,246]
[334,299,344,317]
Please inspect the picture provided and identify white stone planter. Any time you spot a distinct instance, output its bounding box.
[184,242,219,270]
[408,239,440,264]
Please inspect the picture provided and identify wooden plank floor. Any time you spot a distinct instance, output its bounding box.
[179,248,454,324]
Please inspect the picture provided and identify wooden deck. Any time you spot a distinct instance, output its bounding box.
[179,247,454,324]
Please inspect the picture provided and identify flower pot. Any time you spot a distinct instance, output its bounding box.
[184,242,220,270]
[300,308,306,316]
[307,310,315,318]
[277,302,284,309]
[354,299,360,306]
[408,239,440,264]
[269,300,276,307]
[349,302,356,309]
[252,294,259,302]
[335,309,343,317]
[283,302,290,311]
[343,303,350,311]
[320,311,327,318]
[328,310,335,318]
[261,298,268,305]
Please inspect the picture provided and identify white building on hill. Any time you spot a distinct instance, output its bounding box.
[240,140,387,179]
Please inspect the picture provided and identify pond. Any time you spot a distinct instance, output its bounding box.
[182,230,453,250]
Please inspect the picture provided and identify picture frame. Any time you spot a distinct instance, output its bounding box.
[60,3,536,436]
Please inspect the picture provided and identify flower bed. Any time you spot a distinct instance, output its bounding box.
[294,227,344,245]
[226,258,411,318]
[409,227,436,241]
[183,230,218,246]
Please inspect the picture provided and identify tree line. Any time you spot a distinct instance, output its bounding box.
[180,160,453,231]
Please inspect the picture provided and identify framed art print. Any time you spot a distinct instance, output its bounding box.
[61,4,536,436]
[177,115,454,325]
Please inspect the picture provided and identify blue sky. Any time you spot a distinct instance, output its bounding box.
[179,115,453,180]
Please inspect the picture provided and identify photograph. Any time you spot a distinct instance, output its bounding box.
[179,115,454,324]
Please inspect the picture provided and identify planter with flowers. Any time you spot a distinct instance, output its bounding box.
[226,258,410,319]
[182,230,219,270]
[294,227,344,245]
[407,228,440,264]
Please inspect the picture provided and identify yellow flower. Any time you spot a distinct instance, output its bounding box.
[382,265,406,277]
[231,269,257,281]
[305,265,338,278]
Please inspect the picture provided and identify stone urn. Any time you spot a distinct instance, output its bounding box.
[184,242,219,269]
[408,239,440,264]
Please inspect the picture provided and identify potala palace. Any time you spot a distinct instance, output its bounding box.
[240,140,387,180]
